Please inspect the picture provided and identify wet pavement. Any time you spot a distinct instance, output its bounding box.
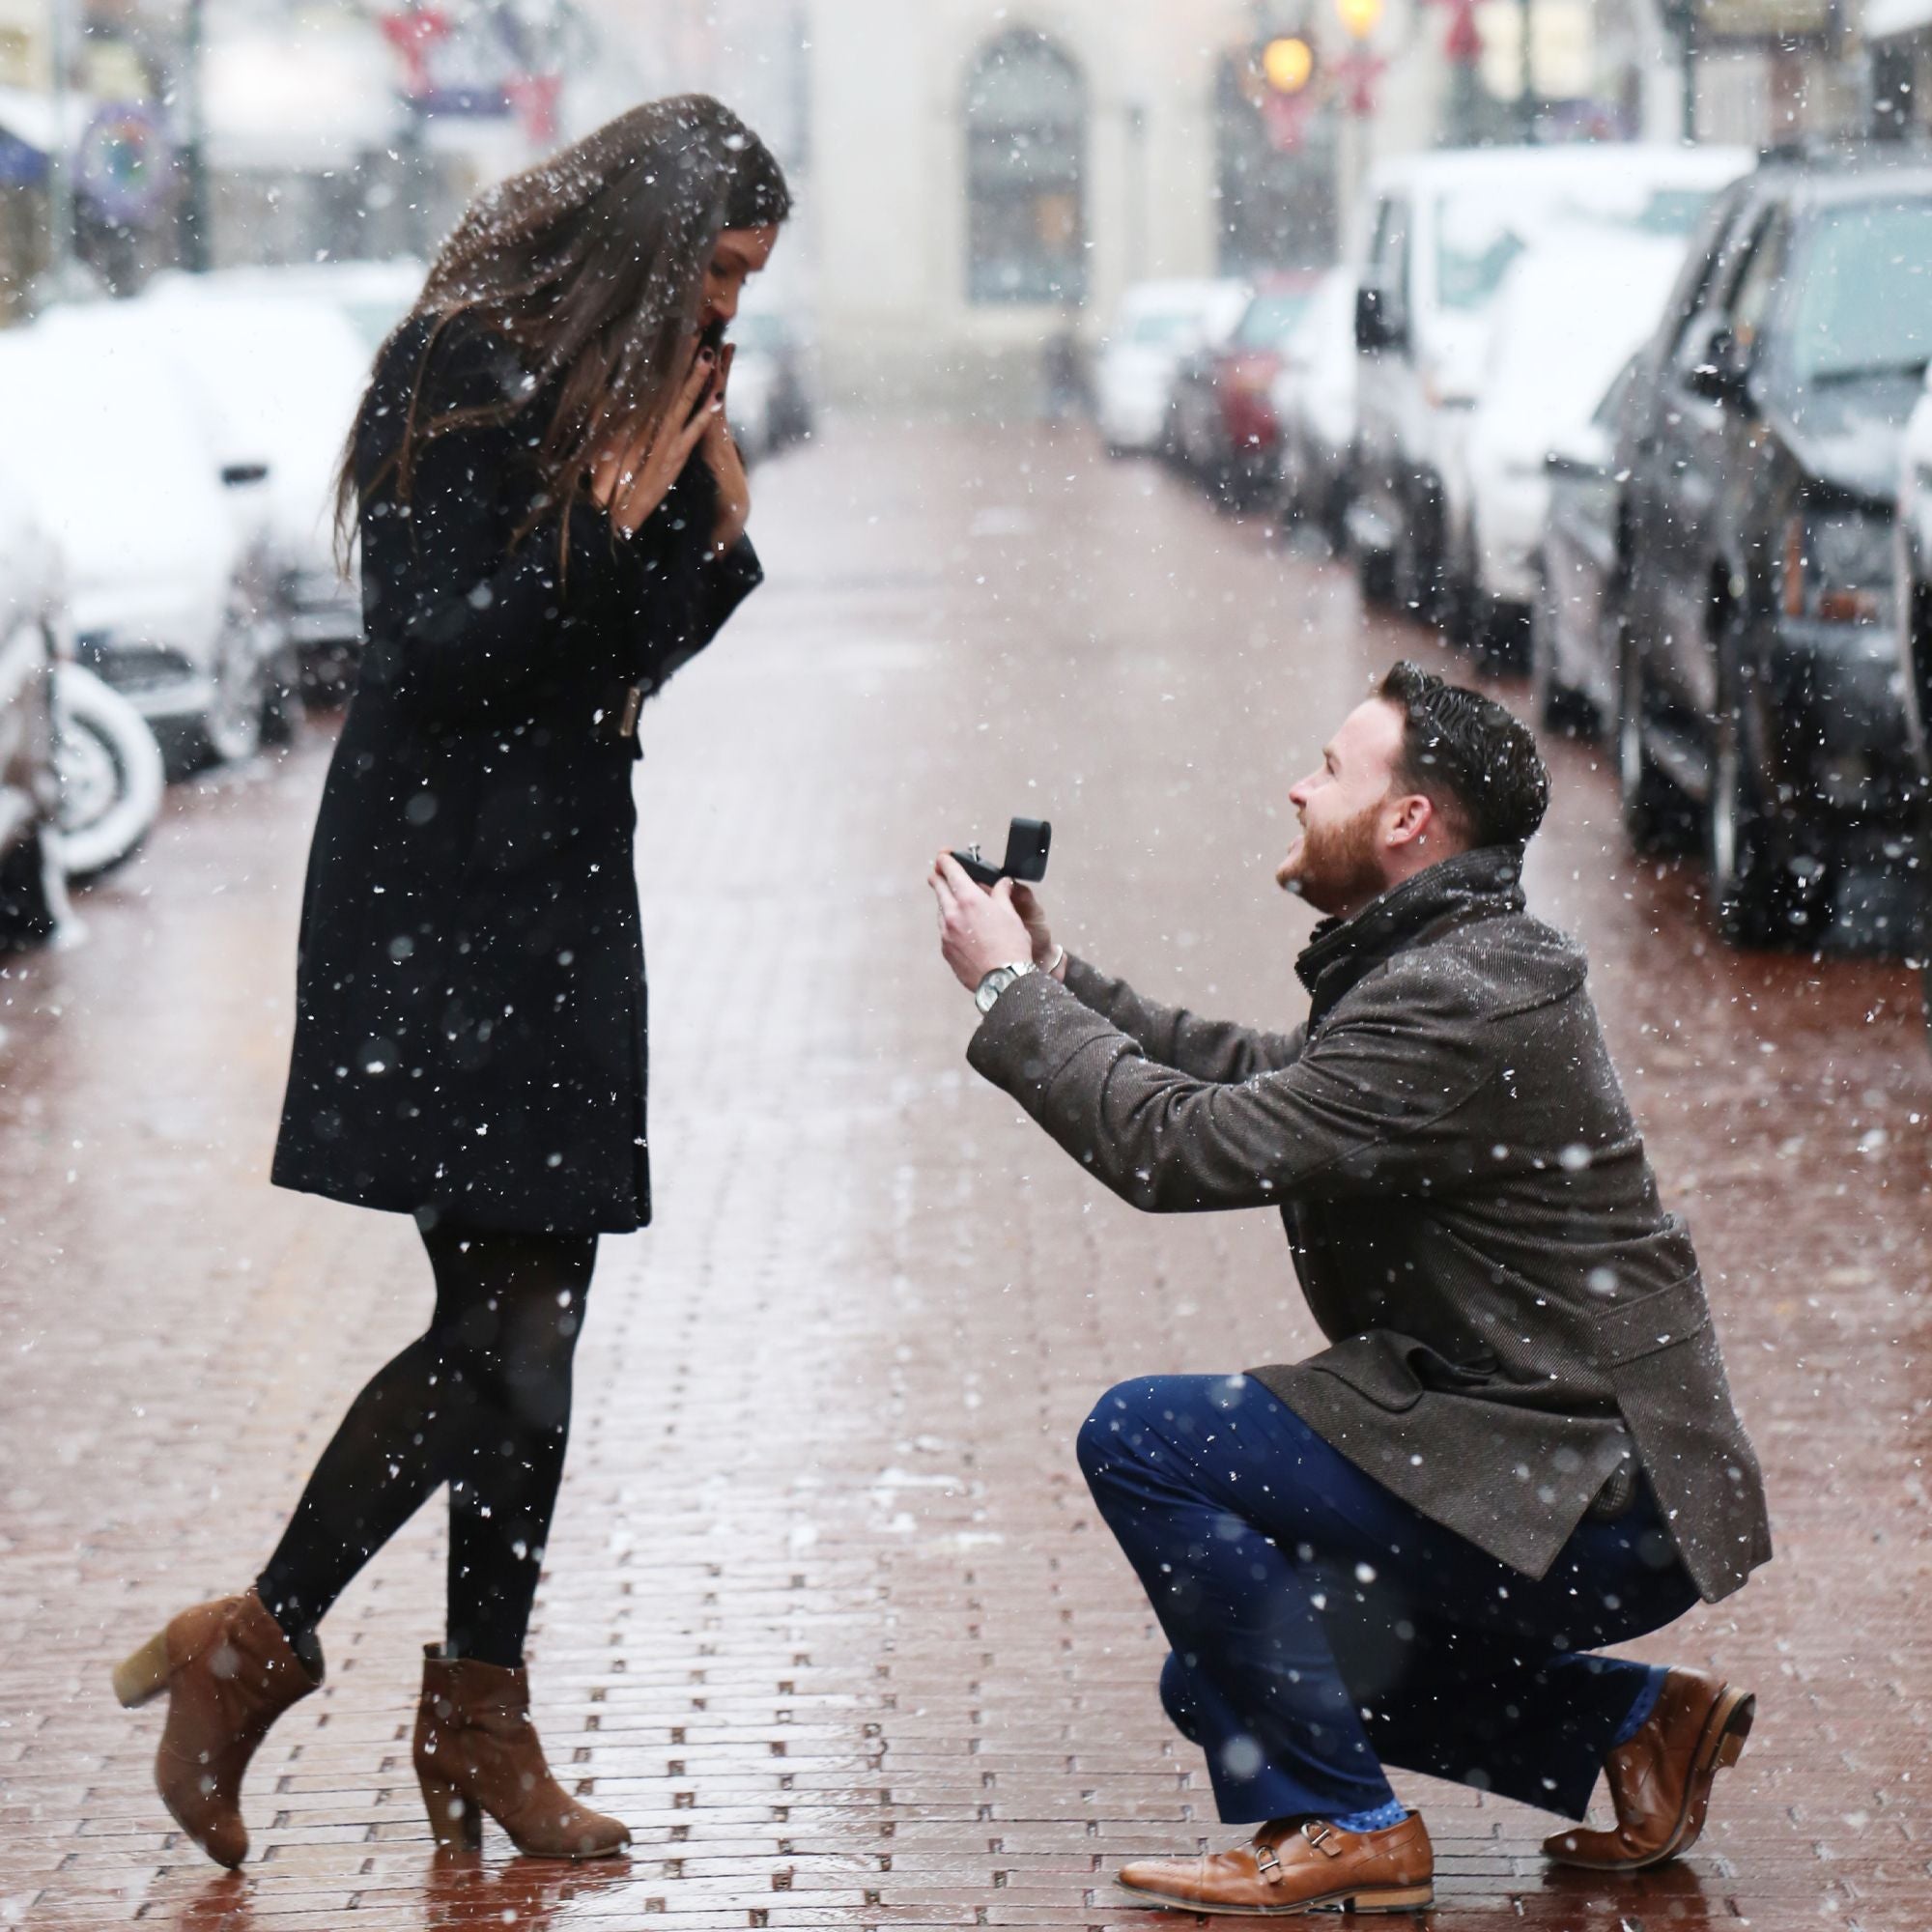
[2,423,1929,1930]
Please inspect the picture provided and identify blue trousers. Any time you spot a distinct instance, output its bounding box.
[1077,1374,1700,1824]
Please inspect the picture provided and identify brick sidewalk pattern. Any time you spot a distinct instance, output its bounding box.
[2,426,1928,1929]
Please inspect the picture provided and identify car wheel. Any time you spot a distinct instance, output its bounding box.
[1321,469,1352,554]
[1616,625,1694,855]
[0,822,61,946]
[1278,440,1306,524]
[1357,539,1397,609]
[260,644,304,748]
[1394,485,1443,625]
[192,615,269,771]
[1529,568,1591,735]
[1707,662,1819,948]
[1442,522,1486,652]
[1392,506,1428,620]
[56,664,165,881]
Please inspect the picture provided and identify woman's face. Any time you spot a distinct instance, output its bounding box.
[701,225,781,329]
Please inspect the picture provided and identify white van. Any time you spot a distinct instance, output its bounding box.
[1349,143,1749,620]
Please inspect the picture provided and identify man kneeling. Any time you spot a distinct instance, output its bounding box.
[926,664,1771,1916]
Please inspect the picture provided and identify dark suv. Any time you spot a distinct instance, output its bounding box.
[1614,145,1932,946]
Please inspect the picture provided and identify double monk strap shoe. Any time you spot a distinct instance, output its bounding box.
[1117,1813,1434,1916]
[1543,1666,1755,1870]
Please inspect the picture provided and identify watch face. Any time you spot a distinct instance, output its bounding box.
[976,966,1014,1013]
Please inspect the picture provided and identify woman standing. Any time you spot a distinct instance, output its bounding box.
[111,96,788,1867]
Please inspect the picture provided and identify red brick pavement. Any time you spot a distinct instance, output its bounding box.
[1,426,1928,1928]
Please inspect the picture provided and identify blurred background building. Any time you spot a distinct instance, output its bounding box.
[0,0,1921,364]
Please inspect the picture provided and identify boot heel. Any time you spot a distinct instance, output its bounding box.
[1712,1689,1755,1769]
[1350,1884,1436,1912]
[418,1772,484,1852]
[111,1631,171,1709]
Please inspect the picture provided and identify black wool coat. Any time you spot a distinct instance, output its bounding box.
[968,848,1772,1604]
[271,314,761,1233]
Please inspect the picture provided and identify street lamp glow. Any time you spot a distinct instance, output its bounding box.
[1262,35,1316,93]
[1336,0,1384,40]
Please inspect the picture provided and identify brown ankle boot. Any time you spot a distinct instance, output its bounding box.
[111,1588,323,1868]
[413,1648,630,1859]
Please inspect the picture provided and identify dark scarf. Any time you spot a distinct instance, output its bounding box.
[1294,845,1526,1030]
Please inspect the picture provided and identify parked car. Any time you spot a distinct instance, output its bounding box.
[1898,369,1932,1028]
[1898,367,1932,775]
[1457,228,1689,658]
[132,280,373,691]
[1615,146,1932,946]
[0,314,288,778]
[725,306,816,460]
[1094,278,1249,456]
[1270,265,1358,544]
[145,257,423,353]
[1169,278,1318,503]
[0,451,63,945]
[1531,358,1639,732]
[1350,142,1749,614]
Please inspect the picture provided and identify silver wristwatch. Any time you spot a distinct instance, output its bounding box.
[974,958,1037,1015]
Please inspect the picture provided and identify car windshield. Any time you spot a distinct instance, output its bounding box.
[1436,193,1531,311]
[1782,197,1932,386]
[1436,180,1726,312]
[1593,355,1638,430]
[1232,291,1311,349]
[1128,303,1236,350]
[1628,186,1720,238]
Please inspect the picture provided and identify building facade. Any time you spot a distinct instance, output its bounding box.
[807,0,1264,408]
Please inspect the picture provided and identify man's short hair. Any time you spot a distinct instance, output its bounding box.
[1377,662,1550,850]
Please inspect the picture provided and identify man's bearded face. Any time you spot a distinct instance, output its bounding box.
[1276,793,1388,916]
[1277,698,1410,919]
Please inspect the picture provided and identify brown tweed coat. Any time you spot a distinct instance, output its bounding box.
[966,846,1771,1604]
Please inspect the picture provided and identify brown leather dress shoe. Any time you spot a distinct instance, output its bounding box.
[1117,1813,1434,1915]
[1543,1666,1754,1870]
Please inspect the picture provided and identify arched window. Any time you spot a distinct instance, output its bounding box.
[964,29,1086,306]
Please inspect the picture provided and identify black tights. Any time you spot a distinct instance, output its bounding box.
[257,1224,598,1670]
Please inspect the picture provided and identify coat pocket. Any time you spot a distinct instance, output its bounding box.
[1590,1274,1712,1367]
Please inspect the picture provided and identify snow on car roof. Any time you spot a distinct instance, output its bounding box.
[1479,231,1689,436]
[1115,278,1251,316]
[1366,142,1752,198]
[0,317,237,587]
[34,293,369,559]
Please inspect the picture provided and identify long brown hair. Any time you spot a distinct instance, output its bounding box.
[336,94,790,561]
